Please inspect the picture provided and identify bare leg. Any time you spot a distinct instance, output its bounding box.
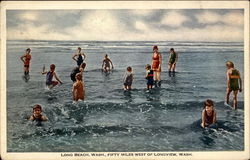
[233,90,238,110]
[172,63,176,72]
[225,88,232,106]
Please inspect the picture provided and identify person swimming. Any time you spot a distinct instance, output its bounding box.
[70,62,86,82]
[201,99,217,128]
[102,54,114,72]
[123,66,134,91]
[28,104,48,126]
[72,47,86,67]
[151,45,162,87]
[42,64,62,89]
[225,61,242,109]
[145,64,154,90]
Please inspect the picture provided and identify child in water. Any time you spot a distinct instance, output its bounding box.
[201,99,217,128]
[102,54,114,72]
[28,104,48,122]
[168,48,178,74]
[123,66,133,90]
[72,73,85,101]
[70,62,86,82]
[20,48,32,76]
[225,61,242,110]
[145,64,154,90]
[72,47,86,67]
[42,64,62,89]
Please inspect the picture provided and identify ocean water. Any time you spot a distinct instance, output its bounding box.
[7,40,244,152]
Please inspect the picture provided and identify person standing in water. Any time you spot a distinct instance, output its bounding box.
[102,54,114,72]
[72,47,86,67]
[20,48,32,76]
[72,73,85,101]
[201,99,217,128]
[145,64,154,90]
[225,61,242,110]
[151,45,162,87]
[42,64,63,89]
[123,66,133,91]
[70,62,86,82]
[168,48,178,76]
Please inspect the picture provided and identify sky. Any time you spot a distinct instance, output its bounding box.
[7,9,244,42]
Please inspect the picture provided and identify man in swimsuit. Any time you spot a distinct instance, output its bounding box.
[102,54,114,72]
[72,47,86,67]
[20,48,32,76]
[29,104,48,125]
[151,45,162,87]
[168,48,178,76]
[42,64,62,89]
[201,99,217,128]
[72,73,85,101]
[225,61,242,109]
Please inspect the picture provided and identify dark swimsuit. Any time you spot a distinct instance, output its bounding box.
[205,110,214,126]
[77,54,83,67]
[70,67,80,82]
[46,71,53,85]
[169,52,176,64]
[146,70,154,85]
[32,115,43,126]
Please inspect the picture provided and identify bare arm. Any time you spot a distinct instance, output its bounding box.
[72,54,77,62]
[227,70,231,89]
[41,71,48,75]
[82,53,86,60]
[20,55,25,63]
[101,61,104,69]
[109,59,114,69]
[213,111,217,124]
[175,52,178,63]
[41,115,48,121]
[158,53,162,71]
[28,115,34,121]
[201,110,206,128]
[72,83,77,100]
[238,71,242,92]
[54,72,62,84]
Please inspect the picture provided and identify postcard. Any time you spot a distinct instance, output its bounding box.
[0,1,249,160]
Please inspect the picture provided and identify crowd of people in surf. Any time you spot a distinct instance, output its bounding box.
[20,45,242,128]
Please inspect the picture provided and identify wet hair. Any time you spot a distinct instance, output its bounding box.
[105,54,108,57]
[50,64,56,70]
[226,61,234,68]
[145,64,151,69]
[153,45,158,51]
[75,73,82,81]
[127,66,132,72]
[33,104,42,111]
[26,48,31,53]
[80,62,86,69]
[78,47,81,51]
[204,99,214,108]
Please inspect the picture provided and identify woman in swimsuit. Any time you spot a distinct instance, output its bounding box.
[70,62,86,82]
[72,47,86,67]
[201,99,217,128]
[168,48,178,74]
[151,45,162,87]
[225,61,242,109]
[20,48,32,76]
